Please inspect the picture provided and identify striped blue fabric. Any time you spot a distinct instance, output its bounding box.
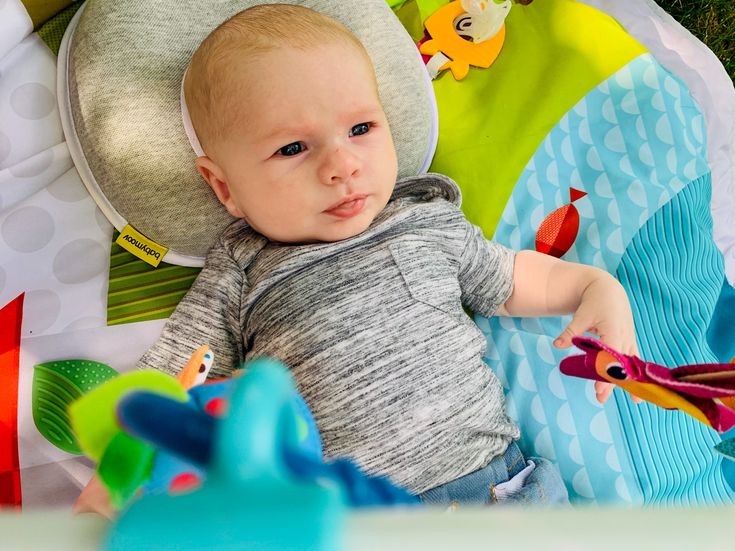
[614,173,732,505]
[707,279,735,363]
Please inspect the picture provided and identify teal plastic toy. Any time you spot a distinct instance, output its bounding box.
[105,359,345,551]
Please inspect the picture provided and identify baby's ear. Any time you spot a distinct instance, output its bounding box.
[195,157,243,218]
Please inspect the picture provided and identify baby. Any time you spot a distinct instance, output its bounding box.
[78,3,638,513]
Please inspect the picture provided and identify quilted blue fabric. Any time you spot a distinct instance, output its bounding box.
[478,53,730,505]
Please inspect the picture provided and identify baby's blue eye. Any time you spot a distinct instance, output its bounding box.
[349,123,370,137]
[278,142,304,156]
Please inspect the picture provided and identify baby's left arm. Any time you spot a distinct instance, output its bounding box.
[497,250,638,404]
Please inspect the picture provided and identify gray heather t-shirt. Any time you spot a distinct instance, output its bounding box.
[137,173,520,494]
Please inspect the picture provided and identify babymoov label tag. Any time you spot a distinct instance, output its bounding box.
[116,224,169,267]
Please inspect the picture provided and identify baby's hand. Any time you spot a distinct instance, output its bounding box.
[73,474,116,520]
[552,271,640,404]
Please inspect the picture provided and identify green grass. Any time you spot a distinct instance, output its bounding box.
[656,0,734,80]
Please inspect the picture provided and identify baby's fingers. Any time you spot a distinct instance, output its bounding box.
[73,474,116,520]
[553,315,595,349]
[594,381,614,404]
[595,381,643,405]
[627,340,640,358]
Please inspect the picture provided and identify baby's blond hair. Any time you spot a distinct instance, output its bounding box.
[184,4,373,153]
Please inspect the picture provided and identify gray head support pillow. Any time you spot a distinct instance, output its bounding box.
[58,0,437,266]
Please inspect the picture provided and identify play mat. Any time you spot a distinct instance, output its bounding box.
[1,0,735,547]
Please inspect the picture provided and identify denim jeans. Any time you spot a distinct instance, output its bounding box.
[418,441,569,507]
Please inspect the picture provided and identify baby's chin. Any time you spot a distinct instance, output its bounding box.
[306,219,374,244]
[269,216,376,244]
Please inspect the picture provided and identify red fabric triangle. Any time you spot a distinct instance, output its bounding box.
[569,188,587,202]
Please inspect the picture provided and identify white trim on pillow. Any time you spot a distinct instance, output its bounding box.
[418,49,439,174]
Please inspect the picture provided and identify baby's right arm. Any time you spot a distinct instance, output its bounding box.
[136,238,246,378]
[498,250,638,404]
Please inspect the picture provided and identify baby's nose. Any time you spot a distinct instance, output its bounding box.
[320,146,361,185]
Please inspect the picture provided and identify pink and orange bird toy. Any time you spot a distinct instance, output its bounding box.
[560,337,735,432]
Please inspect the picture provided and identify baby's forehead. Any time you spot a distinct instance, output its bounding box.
[186,32,379,148]
[211,40,375,96]
[214,36,368,71]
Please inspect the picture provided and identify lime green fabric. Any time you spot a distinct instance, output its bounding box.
[392,0,449,40]
[389,0,446,17]
[425,0,647,237]
[393,1,425,41]
[36,1,81,55]
[22,0,75,28]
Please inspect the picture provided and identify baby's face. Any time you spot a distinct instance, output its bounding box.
[200,42,398,243]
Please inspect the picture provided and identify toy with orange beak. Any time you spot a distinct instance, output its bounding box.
[560,337,735,432]
[176,344,214,389]
[69,345,215,508]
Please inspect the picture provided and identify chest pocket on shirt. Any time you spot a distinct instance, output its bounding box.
[389,240,461,316]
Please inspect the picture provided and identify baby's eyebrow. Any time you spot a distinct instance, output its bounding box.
[254,105,384,144]
[348,105,384,119]
[259,126,307,143]
[248,118,315,145]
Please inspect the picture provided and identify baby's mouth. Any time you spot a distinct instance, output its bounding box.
[324,194,367,219]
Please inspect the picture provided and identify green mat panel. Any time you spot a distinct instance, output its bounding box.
[106,232,200,326]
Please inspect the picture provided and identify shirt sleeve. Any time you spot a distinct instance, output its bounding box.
[135,237,245,379]
[457,219,516,317]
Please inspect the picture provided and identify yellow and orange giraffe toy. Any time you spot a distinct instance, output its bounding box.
[419,0,511,80]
